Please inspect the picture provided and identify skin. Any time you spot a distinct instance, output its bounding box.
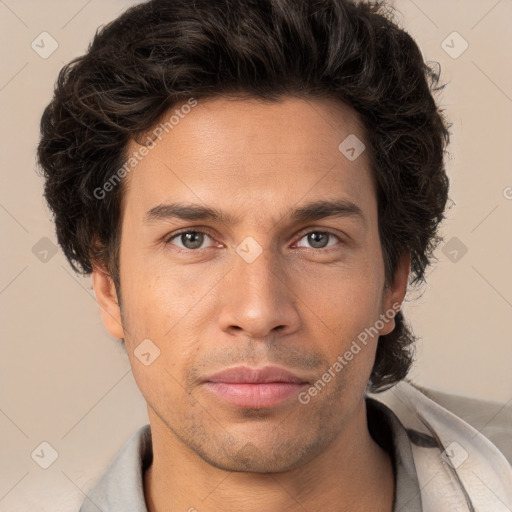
[93,96,410,512]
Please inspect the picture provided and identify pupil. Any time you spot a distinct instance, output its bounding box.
[309,232,327,248]
[183,232,203,249]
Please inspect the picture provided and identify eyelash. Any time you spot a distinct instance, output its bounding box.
[164,228,344,253]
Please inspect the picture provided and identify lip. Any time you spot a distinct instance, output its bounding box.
[202,366,309,408]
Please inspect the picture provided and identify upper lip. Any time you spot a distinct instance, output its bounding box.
[202,365,309,384]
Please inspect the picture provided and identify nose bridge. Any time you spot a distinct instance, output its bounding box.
[218,240,300,338]
[237,242,279,297]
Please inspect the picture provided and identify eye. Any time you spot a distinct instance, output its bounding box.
[165,230,215,250]
[164,229,343,252]
[295,231,341,250]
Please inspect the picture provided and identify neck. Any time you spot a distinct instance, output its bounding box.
[144,398,394,512]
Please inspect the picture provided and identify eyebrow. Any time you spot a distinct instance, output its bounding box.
[143,199,365,226]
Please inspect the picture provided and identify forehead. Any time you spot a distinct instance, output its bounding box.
[121,96,375,221]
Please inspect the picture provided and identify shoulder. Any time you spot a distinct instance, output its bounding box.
[79,424,152,512]
[368,380,512,510]
[412,383,512,465]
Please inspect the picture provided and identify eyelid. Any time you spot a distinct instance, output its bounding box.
[292,229,343,250]
[164,227,219,249]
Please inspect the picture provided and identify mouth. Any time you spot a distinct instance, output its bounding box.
[201,365,309,408]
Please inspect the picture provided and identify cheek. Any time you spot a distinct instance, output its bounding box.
[129,361,193,421]
[118,247,220,406]
[296,259,383,335]
[295,268,385,390]
[119,252,204,342]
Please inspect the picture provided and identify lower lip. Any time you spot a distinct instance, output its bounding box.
[204,382,306,408]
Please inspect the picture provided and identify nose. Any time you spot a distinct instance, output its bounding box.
[217,243,301,340]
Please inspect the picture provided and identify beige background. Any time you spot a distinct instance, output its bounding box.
[1,0,511,510]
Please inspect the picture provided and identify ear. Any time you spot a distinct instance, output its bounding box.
[378,252,410,336]
[92,264,125,339]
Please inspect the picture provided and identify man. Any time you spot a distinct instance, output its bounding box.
[37,0,511,510]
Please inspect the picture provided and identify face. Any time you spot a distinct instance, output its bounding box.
[94,96,408,473]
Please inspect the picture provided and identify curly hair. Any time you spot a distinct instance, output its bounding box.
[37,0,451,392]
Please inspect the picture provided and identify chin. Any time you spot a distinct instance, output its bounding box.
[192,431,327,474]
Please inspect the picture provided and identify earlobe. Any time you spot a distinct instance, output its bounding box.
[92,264,125,339]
